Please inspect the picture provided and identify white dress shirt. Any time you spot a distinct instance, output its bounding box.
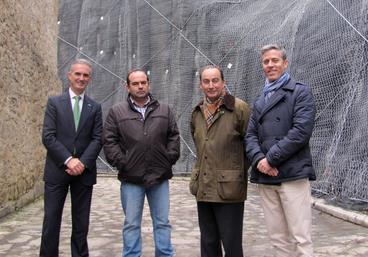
[64,88,85,164]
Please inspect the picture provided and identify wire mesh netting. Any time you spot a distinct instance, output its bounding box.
[57,0,368,209]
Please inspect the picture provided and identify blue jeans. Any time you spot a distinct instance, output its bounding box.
[120,180,174,257]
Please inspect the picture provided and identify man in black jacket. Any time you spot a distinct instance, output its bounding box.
[103,69,180,257]
[246,44,316,257]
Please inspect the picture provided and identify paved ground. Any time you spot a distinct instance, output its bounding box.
[0,176,367,257]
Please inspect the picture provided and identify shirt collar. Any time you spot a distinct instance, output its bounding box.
[69,88,85,101]
[130,96,150,107]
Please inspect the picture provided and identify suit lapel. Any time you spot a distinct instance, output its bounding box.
[257,79,295,122]
[76,95,93,135]
[61,91,77,133]
[257,89,286,122]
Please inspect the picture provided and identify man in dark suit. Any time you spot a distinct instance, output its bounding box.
[40,59,103,257]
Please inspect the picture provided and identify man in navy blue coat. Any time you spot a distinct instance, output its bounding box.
[40,59,103,257]
[246,44,316,257]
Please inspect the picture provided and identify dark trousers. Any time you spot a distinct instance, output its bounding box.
[40,180,93,257]
[197,201,244,257]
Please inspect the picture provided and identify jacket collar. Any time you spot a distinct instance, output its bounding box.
[257,78,296,120]
[257,78,295,106]
[127,93,158,110]
[194,93,235,112]
[281,77,295,91]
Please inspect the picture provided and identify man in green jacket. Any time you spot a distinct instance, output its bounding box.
[190,65,251,257]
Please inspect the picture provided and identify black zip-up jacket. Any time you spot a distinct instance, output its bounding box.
[103,95,180,187]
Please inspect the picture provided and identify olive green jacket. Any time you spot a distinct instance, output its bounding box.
[190,93,251,202]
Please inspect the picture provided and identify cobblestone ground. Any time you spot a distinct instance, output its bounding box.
[0,176,367,257]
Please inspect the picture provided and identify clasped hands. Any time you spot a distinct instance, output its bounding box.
[66,158,85,176]
[257,158,278,177]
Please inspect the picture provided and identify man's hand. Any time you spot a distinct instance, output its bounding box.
[257,158,278,177]
[66,158,85,176]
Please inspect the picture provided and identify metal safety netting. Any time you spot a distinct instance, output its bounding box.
[57,0,368,209]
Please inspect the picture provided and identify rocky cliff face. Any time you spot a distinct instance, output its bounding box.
[0,0,60,217]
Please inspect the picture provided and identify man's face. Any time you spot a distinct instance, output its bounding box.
[200,68,225,102]
[68,63,91,95]
[262,49,288,82]
[126,71,150,101]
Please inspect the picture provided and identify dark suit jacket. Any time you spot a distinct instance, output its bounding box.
[42,90,103,186]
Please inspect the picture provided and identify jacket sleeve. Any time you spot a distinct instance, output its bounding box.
[79,104,103,169]
[103,107,127,170]
[245,103,265,169]
[42,97,71,167]
[238,101,251,138]
[238,101,251,171]
[166,106,180,164]
[266,85,316,167]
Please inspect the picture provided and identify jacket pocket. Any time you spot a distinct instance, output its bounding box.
[116,153,128,172]
[151,144,171,168]
[189,168,200,196]
[217,169,246,200]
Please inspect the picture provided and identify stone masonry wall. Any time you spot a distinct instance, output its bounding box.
[0,0,60,217]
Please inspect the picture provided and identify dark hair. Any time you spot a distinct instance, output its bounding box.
[126,68,149,84]
[199,65,224,81]
[261,44,287,60]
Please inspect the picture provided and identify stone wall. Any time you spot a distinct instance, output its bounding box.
[0,0,60,218]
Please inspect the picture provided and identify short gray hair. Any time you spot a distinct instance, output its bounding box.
[261,44,287,60]
[70,58,93,74]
